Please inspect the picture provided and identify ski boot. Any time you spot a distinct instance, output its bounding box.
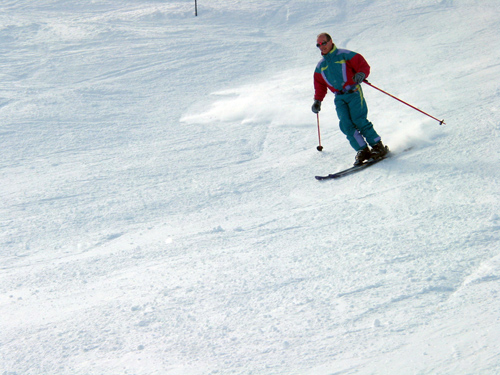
[354,147,373,166]
[370,141,389,160]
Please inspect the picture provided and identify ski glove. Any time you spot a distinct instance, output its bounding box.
[353,72,366,84]
[311,100,322,113]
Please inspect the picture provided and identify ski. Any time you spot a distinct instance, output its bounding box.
[315,155,388,181]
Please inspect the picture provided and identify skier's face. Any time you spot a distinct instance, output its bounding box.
[316,36,333,55]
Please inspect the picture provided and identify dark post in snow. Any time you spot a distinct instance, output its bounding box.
[195,0,198,16]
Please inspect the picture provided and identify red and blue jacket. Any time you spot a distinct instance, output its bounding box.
[313,46,370,101]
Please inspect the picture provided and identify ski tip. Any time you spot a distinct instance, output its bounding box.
[315,174,333,180]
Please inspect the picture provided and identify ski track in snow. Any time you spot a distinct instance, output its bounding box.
[1,1,500,374]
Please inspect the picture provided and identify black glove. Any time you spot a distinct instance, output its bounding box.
[353,72,366,84]
[311,100,322,113]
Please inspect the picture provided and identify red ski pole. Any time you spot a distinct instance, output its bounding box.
[316,113,323,151]
[364,80,445,125]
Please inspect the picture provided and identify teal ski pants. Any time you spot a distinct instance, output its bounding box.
[334,88,381,151]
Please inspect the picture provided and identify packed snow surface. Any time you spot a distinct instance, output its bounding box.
[1,0,500,374]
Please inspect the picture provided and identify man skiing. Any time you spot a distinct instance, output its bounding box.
[312,33,388,165]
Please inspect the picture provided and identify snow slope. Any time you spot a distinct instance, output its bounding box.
[1,0,500,374]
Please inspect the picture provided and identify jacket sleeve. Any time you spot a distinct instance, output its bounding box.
[313,71,328,101]
[349,53,370,79]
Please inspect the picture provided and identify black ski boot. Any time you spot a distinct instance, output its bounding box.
[371,141,389,159]
[354,147,373,166]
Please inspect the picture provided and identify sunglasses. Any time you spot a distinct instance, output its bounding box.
[316,41,329,48]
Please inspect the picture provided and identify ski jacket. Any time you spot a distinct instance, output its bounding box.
[313,46,370,101]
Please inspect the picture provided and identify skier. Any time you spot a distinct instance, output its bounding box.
[311,33,388,165]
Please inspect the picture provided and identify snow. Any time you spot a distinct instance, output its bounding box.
[1,0,500,374]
